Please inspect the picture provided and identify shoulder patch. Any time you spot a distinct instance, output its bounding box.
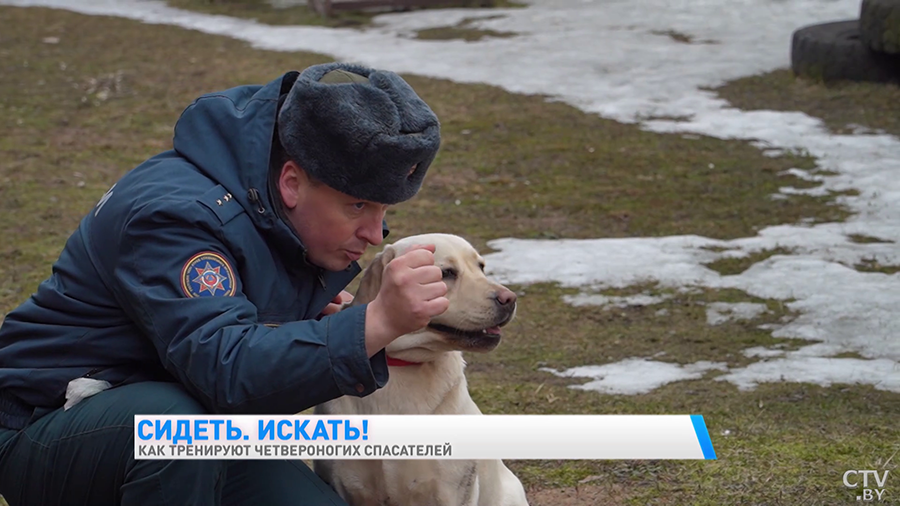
[181,251,237,298]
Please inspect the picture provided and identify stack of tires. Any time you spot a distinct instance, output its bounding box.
[791,0,900,84]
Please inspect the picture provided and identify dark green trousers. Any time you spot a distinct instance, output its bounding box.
[0,382,347,506]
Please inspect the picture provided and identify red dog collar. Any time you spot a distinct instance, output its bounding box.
[386,356,421,367]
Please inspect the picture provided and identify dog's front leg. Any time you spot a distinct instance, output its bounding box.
[475,460,529,506]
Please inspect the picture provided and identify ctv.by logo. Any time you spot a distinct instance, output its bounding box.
[843,470,889,502]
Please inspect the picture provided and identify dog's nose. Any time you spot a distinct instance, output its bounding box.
[494,288,517,306]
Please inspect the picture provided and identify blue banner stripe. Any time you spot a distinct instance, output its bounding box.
[690,415,717,460]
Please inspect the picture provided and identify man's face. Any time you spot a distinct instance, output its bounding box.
[279,161,388,272]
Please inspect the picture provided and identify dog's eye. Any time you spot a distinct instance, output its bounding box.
[441,268,457,280]
[479,263,485,272]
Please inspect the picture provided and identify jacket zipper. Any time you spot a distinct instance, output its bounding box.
[247,188,266,214]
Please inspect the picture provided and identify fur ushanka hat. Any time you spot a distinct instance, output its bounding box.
[277,62,441,205]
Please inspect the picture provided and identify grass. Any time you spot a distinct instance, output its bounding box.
[166,0,374,27]
[854,257,900,274]
[472,283,803,371]
[499,382,898,504]
[166,0,525,28]
[713,69,900,138]
[473,281,900,503]
[703,247,795,276]
[2,5,899,505]
[414,15,518,41]
[414,25,514,41]
[649,29,717,45]
[382,79,848,251]
[848,233,894,244]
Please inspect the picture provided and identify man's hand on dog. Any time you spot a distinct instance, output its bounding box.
[365,244,449,357]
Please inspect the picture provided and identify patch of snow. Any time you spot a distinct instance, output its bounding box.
[706,302,769,325]
[562,293,670,308]
[742,346,787,359]
[542,358,728,395]
[717,357,900,393]
[4,0,897,394]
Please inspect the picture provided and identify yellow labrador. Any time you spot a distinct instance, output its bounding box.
[314,233,529,506]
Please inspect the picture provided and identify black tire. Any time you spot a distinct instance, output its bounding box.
[860,0,900,54]
[791,20,900,84]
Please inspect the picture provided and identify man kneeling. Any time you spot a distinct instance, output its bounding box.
[0,62,449,506]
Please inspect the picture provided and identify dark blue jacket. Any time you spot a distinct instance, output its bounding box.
[0,72,389,430]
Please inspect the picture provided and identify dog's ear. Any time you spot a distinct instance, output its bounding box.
[351,246,397,307]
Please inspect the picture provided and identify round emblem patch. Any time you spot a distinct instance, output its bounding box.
[181,252,236,298]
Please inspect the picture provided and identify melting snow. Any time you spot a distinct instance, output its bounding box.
[4,0,898,393]
[542,359,729,395]
[562,293,671,308]
[706,302,770,326]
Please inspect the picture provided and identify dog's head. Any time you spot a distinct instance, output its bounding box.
[352,233,516,359]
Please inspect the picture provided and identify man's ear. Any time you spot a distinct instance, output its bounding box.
[352,246,397,307]
[279,160,304,210]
